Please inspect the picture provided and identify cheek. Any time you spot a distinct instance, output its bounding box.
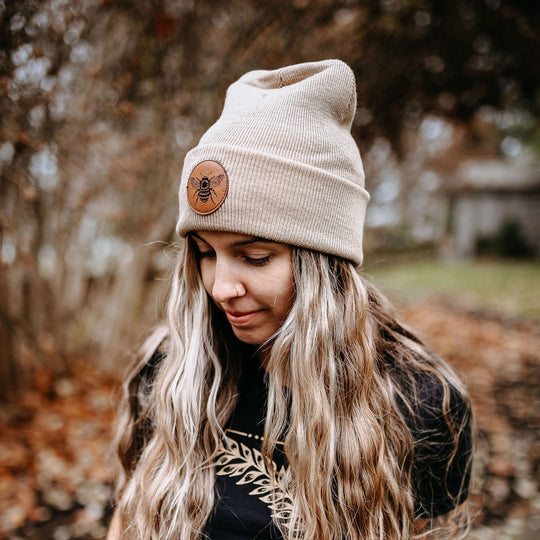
[272,263,295,311]
[198,262,214,296]
[284,275,295,311]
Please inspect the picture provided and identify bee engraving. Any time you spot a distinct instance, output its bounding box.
[187,160,228,215]
[189,174,225,205]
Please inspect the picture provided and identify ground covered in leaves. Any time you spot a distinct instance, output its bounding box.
[0,366,117,539]
[1,301,539,539]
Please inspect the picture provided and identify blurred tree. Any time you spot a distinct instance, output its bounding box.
[56,0,539,151]
[349,0,540,151]
[0,0,539,396]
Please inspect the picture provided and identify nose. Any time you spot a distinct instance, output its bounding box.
[211,259,245,304]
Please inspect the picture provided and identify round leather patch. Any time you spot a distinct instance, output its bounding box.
[187,160,229,215]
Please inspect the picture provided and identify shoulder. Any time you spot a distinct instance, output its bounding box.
[115,327,169,475]
[135,346,164,387]
[395,363,473,518]
[385,351,471,427]
[129,326,168,380]
[409,368,470,427]
[125,326,168,415]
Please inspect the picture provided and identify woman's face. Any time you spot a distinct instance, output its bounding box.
[192,231,295,346]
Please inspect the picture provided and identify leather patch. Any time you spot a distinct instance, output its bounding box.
[187,160,228,215]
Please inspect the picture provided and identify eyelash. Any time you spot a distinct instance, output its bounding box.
[197,250,214,260]
[197,251,271,267]
[244,255,271,267]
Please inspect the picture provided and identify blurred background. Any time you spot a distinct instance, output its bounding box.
[0,0,539,538]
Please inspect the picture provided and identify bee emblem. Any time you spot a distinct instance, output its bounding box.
[187,160,229,215]
[190,174,224,204]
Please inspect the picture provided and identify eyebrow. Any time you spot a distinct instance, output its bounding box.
[232,237,275,247]
[190,232,276,248]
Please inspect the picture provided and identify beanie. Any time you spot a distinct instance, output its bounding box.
[176,59,369,265]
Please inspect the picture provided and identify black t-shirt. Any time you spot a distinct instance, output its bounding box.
[204,356,472,539]
[205,359,284,540]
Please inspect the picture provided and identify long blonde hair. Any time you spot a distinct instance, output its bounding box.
[113,240,473,539]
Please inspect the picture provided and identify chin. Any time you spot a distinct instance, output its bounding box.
[232,329,269,346]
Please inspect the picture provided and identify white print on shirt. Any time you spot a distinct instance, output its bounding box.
[215,429,294,524]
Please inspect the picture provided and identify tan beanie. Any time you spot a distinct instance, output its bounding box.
[176,59,369,265]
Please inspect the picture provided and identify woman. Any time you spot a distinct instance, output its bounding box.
[108,60,473,539]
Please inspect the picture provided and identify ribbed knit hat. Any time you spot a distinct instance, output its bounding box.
[176,59,369,265]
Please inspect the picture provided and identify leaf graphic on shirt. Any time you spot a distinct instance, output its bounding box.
[216,431,294,523]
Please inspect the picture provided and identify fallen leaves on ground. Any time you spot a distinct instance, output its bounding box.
[0,364,117,539]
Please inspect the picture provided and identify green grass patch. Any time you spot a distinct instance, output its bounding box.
[364,258,540,320]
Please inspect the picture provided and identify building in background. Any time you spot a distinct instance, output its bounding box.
[447,155,540,258]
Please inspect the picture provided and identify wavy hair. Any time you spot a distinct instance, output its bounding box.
[113,239,473,539]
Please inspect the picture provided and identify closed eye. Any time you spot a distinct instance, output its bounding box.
[244,255,271,266]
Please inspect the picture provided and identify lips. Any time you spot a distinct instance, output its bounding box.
[225,310,261,326]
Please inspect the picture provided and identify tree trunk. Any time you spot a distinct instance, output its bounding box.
[0,265,18,401]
